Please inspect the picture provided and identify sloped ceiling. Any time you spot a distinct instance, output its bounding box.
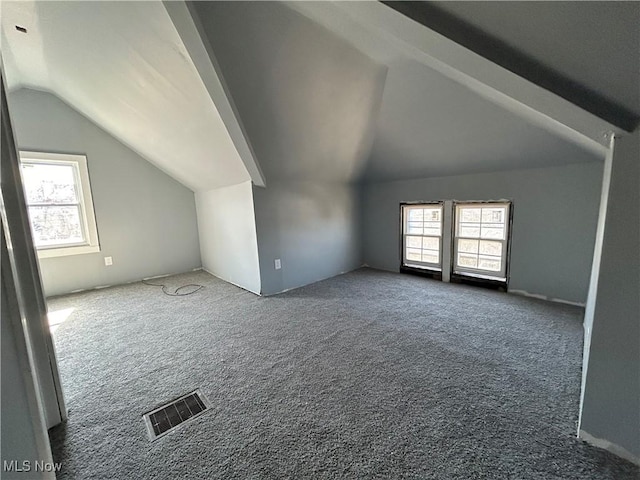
[287,1,608,182]
[366,59,600,181]
[3,1,627,188]
[1,0,249,192]
[389,1,640,130]
[192,1,387,183]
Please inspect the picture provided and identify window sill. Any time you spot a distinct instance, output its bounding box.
[37,245,100,259]
[453,270,506,282]
[400,265,443,280]
[451,272,507,291]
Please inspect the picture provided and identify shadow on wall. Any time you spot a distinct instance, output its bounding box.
[253,181,362,296]
[193,0,387,183]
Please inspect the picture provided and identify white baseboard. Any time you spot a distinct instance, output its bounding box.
[509,289,585,307]
[579,429,640,466]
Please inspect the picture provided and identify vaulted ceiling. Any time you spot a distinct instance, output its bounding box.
[3,1,636,189]
[387,1,640,130]
[1,0,249,191]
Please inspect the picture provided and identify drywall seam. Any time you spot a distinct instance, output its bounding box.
[579,429,640,466]
[578,133,615,430]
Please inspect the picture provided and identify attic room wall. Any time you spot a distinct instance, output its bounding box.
[362,162,603,304]
[195,181,261,294]
[194,1,385,295]
[580,129,640,461]
[253,181,361,295]
[7,89,201,297]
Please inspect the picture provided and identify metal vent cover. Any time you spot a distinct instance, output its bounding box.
[143,389,211,441]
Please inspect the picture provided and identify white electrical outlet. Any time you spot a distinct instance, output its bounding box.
[274,258,281,270]
[104,256,113,266]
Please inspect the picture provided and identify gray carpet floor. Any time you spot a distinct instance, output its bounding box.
[47,268,639,479]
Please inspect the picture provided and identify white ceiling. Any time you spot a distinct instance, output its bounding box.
[1,0,249,192]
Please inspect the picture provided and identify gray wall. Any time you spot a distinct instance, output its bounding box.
[580,129,640,460]
[193,1,386,184]
[253,181,361,295]
[362,162,603,304]
[8,88,201,297]
[195,181,261,294]
[194,1,382,295]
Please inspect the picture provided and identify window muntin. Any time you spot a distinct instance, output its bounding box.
[19,152,100,258]
[454,203,509,279]
[402,203,443,270]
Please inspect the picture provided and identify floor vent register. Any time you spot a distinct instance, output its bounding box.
[143,389,211,441]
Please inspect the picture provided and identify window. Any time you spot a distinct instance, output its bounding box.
[19,151,100,258]
[454,202,510,280]
[401,203,443,270]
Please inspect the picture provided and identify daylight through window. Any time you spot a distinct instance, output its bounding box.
[454,203,510,280]
[19,152,100,258]
[402,203,443,270]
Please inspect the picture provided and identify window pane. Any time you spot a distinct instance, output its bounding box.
[458,239,478,254]
[408,209,423,221]
[478,256,502,272]
[423,208,441,222]
[406,236,422,248]
[457,253,478,268]
[21,163,78,204]
[28,205,84,247]
[481,208,505,224]
[407,222,423,234]
[406,248,422,262]
[459,224,480,238]
[422,236,439,250]
[422,251,439,264]
[460,208,481,222]
[424,221,441,235]
[480,226,505,240]
[479,240,502,256]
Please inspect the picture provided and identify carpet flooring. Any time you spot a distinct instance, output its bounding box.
[47,268,639,479]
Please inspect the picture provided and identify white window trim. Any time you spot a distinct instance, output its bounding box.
[19,151,100,259]
[401,202,444,271]
[453,202,510,281]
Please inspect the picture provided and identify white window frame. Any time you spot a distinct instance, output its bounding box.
[401,202,444,271]
[453,202,510,281]
[19,151,100,258]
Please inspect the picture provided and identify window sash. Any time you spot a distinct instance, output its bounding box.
[19,152,99,256]
[453,203,509,279]
[402,203,443,270]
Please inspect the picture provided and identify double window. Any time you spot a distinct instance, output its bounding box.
[402,201,511,283]
[19,151,100,258]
